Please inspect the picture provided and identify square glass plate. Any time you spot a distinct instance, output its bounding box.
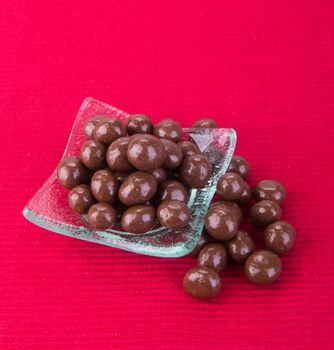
[23,98,236,257]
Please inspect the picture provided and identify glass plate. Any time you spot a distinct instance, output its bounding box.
[23,98,236,257]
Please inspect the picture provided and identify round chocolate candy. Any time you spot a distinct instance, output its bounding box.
[118,171,157,206]
[106,137,133,172]
[127,134,166,171]
[93,118,126,144]
[151,167,167,184]
[161,139,183,169]
[183,266,221,300]
[204,205,239,241]
[155,180,189,204]
[189,231,211,257]
[179,154,212,188]
[253,179,286,203]
[84,115,107,139]
[126,114,154,135]
[216,172,244,201]
[210,201,243,225]
[90,169,118,204]
[121,204,156,234]
[251,200,282,226]
[227,156,249,179]
[157,200,191,229]
[237,182,251,205]
[197,243,227,272]
[88,203,117,230]
[264,221,296,255]
[153,119,182,143]
[178,140,200,158]
[114,171,130,185]
[225,231,255,264]
[57,156,89,188]
[244,250,282,285]
[80,140,106,171]
[68,184,95,214]
[192,119,217,128]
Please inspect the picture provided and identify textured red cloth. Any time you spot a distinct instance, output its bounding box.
[1,1,333,349]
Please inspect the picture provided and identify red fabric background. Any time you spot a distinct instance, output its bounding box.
[1,1,333,349]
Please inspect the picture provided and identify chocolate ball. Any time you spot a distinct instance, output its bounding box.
[244,250,282,285]
[178,140,200,158]
[225,231,255,264]
[127,135,166,171]
[251,200,282,226]
[264,221,296,255]
[126,114,154,135]
[183,266,221,300]
[227,156,249,179]
[157,200,191,229]
[90,169,118,204]
[80,140,106,171]
[216,172,244,201]
[210,201,243,225]
[119,171,157,206]
[155,180,189,204]
[93,118,126,144]
[121,204,156,234]
[88,203,117,230]
[84,115,107,139]
[161,139,183,169]
[106,137,133,172]
[253,179,286,203]
[114,171,130,185]
[237,182,251,205]
[57,156,89,188]
[192,119,218,128]
[189,232,211,257]
[68,184,95,214]
[150,167,167,184]
[197,243,227,272]
[205,205,239,241]
[154,119,182,143]
[179,154,212,188]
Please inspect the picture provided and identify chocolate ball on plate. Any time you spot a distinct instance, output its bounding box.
[155,180,189,204]
[216,172,244,201]
[80,140,106,171]
[88,203,117,230]
[225,230,255,264]
[178,140,200,158]
[68,184,95,214]
[90,169,118,204]
[57,156,90,188]
[197,243,227,272]
[161,139,183,169]
[251,200,282,226]
[192,119,217,128]
[106,137,133,172]
[126,114,154,135]
[264,221,296,255]
[154,119,182,143]
[179,154,212,188]
[227,156,249,179]
[210,201,243,225]
[84,115,108,139]
[93,118,126,144]
[253,179,286,203]
[121,204,156,234]
[157,200,191,229]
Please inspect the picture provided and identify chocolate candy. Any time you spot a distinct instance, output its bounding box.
[57,156,89,188]
[192,119,217,128]
[126,114,153,135]
[157,200,191,229]
[251,200,282,226]
[84,115,107,139]
[178,140,200,158]
[244,250,282,285]
[253,179,286,203]
[88,203,117,230]
[90,169,118,204]
[237,182,251,205]
[155,180,189,204]
[210,201,243,225]
[227,156,249,179]
[154,119,182,143]
[93,118,126,144]
[205,205,238,241]
[106,137,133,172]
[264,221,296,255]
[119,171,157,206]
[179,154,212,188]
[68,184,95,214]
[121,204,156,233]
[216,172,244,201]
[151,167,167,184]
[80,140,106,170]
[189,232,211,257]
[225,231,255,263]
[127,135,166,171]
[183,266,221,299]
[161,139,183,169]
[197,243,227,272]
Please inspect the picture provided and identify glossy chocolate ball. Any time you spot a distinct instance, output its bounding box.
[84,115,107,139]
[192,119,218,128]
[155,180,189,204]
[126,114,154,135]
[68,184,95,214]
[150,167,167,184]
[90,169,118,204]
[189,232,211,257]
[264,221,296,255]
[154,119,182,143]
[198,243,227,272]
[93,118,126,144]
[178,140,200,158]
[237,182,251,205]
[179,154,212,188]
[106,137,133,172]
[225,231,255,264]
[216,172,244,201]
[183,266,221,300]
[251,200,282,226]
[88,203,117,230]
[210,201,243,225]
[80,140,106,171]
[121,204,156,234]
[57,156,89,188]
[157,200,191,229]
[244,250,282,285]
[161,139,183,169]
[253,179,286,203]
[127,135,166,171]
[227,156,249,179]
[118,171,157,206]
